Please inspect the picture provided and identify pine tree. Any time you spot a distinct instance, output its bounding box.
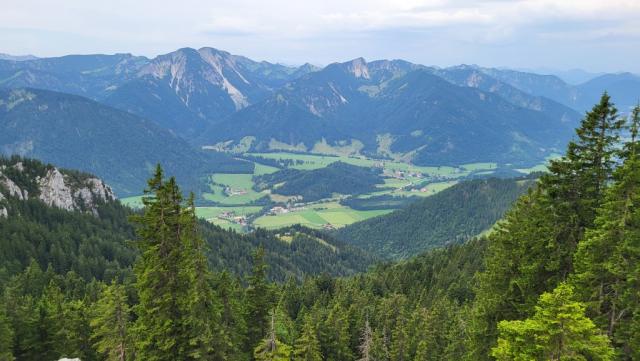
[491,283,613,361]
[213,271,248,361]
[573,104,640,357]
[131,165,220,361]
[469,94,624,360]
[369,327,390,361]
[246,246,273,352]
[0,303,14,361]
[321,303,354,361]
[293,315,322,361]
[90,282,131,361]
[390,311,411,361]
[253,312,291,361]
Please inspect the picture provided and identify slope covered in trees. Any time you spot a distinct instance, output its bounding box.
[337,176,535,259]
[0,157,374,283]
[0,88,252,196]
[253,162,384,202]
[2,95,640,361]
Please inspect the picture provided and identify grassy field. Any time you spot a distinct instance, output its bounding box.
[203,173,267,205]
[195,206,263,231]
[120,195,144,209]
[121,153,530,232]
[248,152,481,177]
[253,201,392,229]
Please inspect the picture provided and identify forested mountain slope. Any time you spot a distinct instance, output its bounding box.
[202,59,579,165]
[253,161,384,202]
[0,88,252,196]
[0,156,374,282]
[2,97,640,361]
[337,176,535,259]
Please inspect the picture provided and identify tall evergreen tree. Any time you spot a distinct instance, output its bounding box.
[246,247,273,353]
[90,282,132,361]
[491,284,613,361]
[292,315,322,361]
[469,94,624,360]
[253,312,291,361]
[321,303,354,361]
[213,271,248,361]
[573,105,640,358]
[0,303,14,361]
[131,165,220,361]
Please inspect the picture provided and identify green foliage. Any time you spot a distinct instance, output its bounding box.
[90,282,132,361]
[338,177,533,259]
[0,88,252,196]
[131,165,221,360]
[0,304,14,361]
[245,247,274,352]
[492,284,614,361]
[253,312,292,361]
[253,161,384,202]
[572,105,640,358]
[470,93,624,360]
[293,315,322,361]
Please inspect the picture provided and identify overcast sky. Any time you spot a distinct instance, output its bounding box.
[2,0,639,72]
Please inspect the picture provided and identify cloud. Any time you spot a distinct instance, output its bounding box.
[0,0,638,72]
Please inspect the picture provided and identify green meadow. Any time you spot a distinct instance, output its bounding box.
[122,153,542,231]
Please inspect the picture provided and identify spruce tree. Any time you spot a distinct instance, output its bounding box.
[321,303,354,361]
[573,105,640,357]
[491,284,613,361]
[246,246,272,352]
[469,94,624,360]
[90,282,131,361]
[292,315,322,361]
[213,271,248,361]
[0,303,14,361]
[131,165,220,361]
[253,312,291,361]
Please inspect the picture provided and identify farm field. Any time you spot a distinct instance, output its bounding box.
[203,173,268,205]
[122,153,545,232]
[253,201,392,229]
[247,152,507,178]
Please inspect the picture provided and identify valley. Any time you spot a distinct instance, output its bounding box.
[121,150,534,231]
[1,38,639,361]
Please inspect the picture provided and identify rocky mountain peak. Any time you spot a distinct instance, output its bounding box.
[345,57,370,79]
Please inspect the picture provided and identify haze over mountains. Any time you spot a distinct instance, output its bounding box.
[1,46,639,194]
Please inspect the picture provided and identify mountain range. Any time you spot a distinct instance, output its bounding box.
[1,47,639,192]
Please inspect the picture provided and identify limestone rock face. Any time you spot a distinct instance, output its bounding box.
[0,175,26,200]
[0,161,116,216]
[38,168,115,214]
[38,168,75,210]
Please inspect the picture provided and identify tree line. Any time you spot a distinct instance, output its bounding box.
[1,93,640,360]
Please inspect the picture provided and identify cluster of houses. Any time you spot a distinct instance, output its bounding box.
[384,169,425,180]
[224,186,248,197]
[217,210,247,226]
[268,203,306,215]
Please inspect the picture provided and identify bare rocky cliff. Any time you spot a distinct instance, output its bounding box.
[0,160,115,217]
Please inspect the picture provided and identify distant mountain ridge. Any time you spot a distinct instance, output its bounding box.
[0,48,317,137]
[1,47,638,169]
[0,53,38,61]
[200,58,581,165]
[0,88,252,196]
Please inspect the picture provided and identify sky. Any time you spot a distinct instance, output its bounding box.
[1,0,639,73]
